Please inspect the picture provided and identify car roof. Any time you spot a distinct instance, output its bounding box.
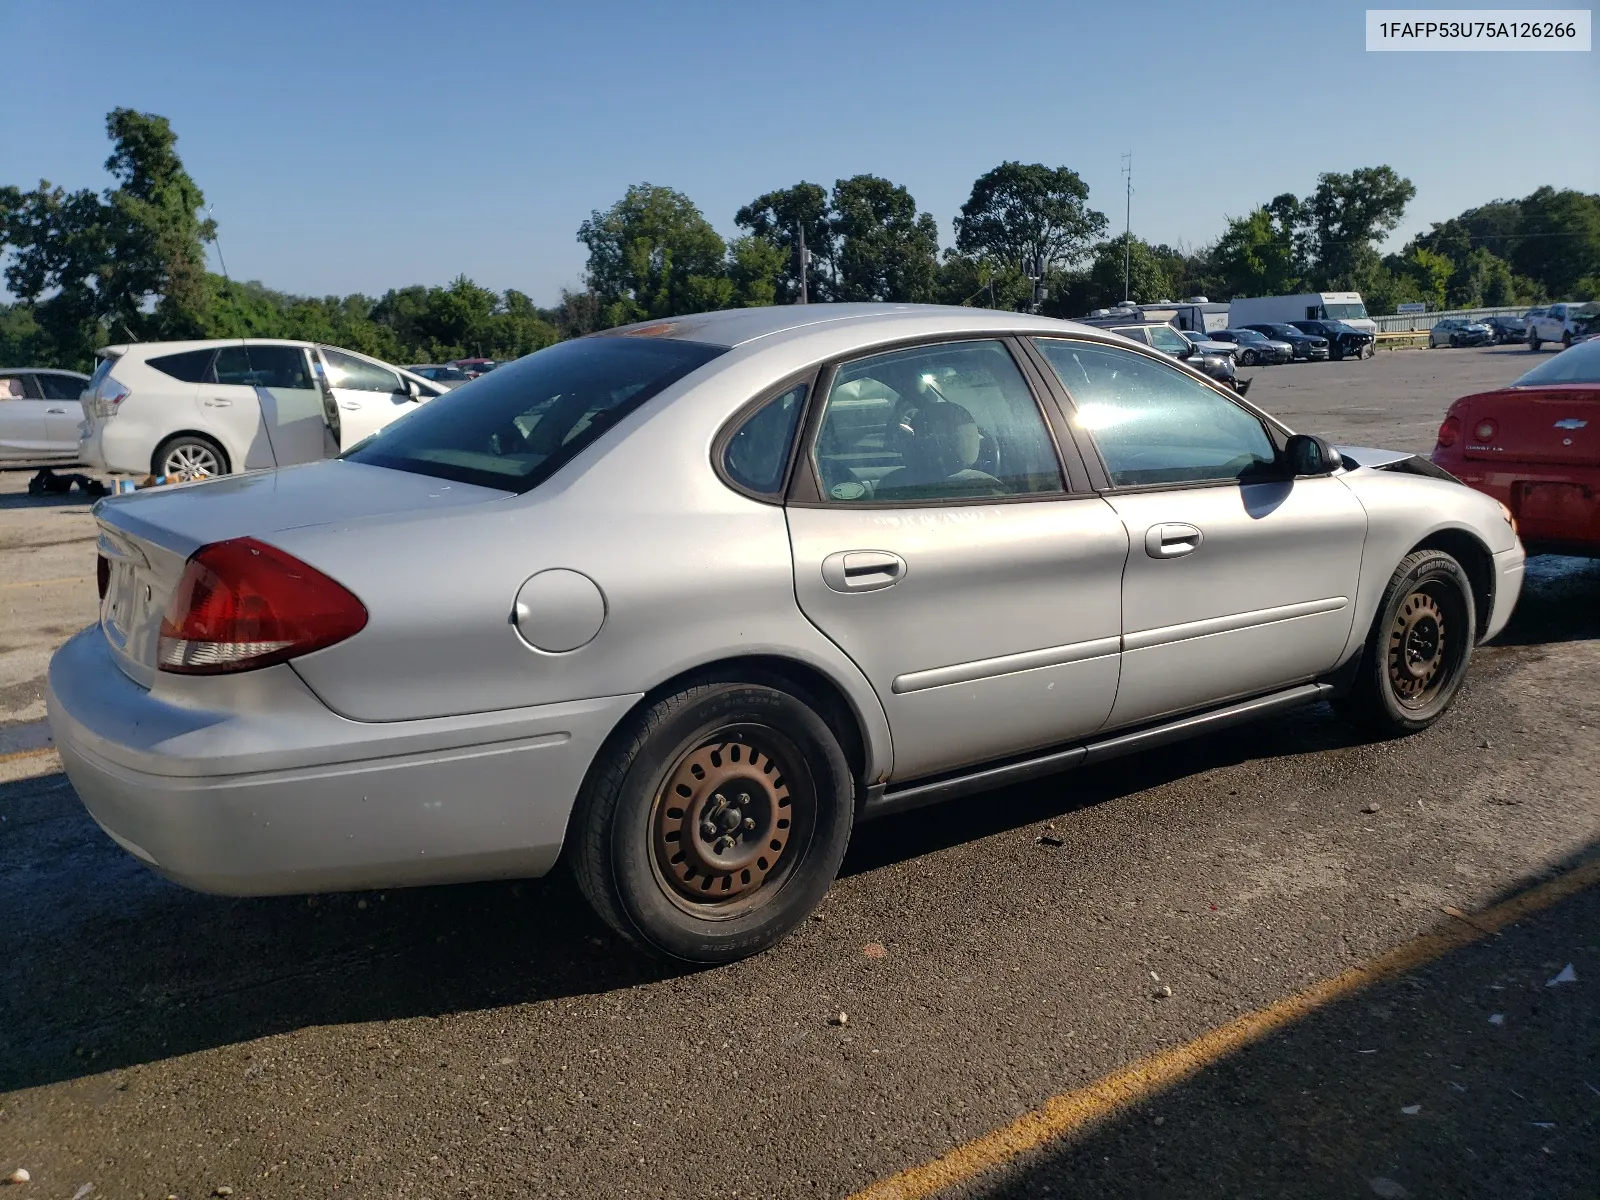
[593,303,1108,349]
[0,366,90,376]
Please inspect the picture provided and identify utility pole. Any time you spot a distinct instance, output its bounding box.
[1121,152,1133,305]
[797,224,810,304]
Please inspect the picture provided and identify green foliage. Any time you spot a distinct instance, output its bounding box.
[953,162,1106,280]
[727,235,786,308]
[577,184,730,326]
[829,175,940,303]
[734,182,832,302]
[1211,206,1304,298]
[1307,166,1416,288]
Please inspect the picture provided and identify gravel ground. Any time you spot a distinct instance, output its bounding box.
[1,343,1595,1199]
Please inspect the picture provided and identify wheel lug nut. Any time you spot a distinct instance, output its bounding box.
[742,817,755,831]
[700,821,717,840]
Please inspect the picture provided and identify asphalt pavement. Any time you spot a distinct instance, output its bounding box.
[2,343,1596,1199]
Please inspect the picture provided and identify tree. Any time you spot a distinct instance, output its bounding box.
[1306,166,1416,287]
[734,182,832,301]
[1511,187,1600,299]
[953,162,1106,287]
[1210,206,1304,299]
[1056,235,1172,313]
[829,175,940,303]
[578,184,731,326]
[727,235,786,308]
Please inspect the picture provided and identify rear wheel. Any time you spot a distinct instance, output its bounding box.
[1240,349,1258,366]
[1330,344,1345,361]
[153,434,229,480]
[1562,332,1573,349]
[1334,550,1475,736]
[569,679,855,964]
[1529,334,1542,351]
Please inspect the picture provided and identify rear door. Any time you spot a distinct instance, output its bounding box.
[212,344,330,467]
[785,337,1128,781]
[33,373,88,454]
[0,374,51,459]
[1031,336,1367,729]
[316,347,420,450]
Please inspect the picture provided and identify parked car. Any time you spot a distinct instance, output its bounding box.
[79,340,447,479]
[0,368,91,462]
[1207,328,1294,366]
[1527,302,1600,351]
[1107,323,1248,393]
[1290,319,1375,361]
[48,304,1523,964]
[1482,315,1528,344]
[1239,323,1330,361]
[1429,318,1494,349]
[1175,328,1242,357]
[1432,336,1599,556]
[452,358,499,378]
[407,364,473,390]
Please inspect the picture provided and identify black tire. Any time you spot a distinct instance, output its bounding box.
[1562,332,1572,349]
[1449,335,1462,348]
[1240,349,1257,366]
[568,679,855,964]
[1330,344,1345,361]
[1529,335,1541,351]
[152,433,229,479]
[1333,549,1476,737]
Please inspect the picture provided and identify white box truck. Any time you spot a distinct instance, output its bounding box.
[1226,293,1376,335]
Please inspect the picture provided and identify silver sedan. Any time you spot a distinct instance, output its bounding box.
[49,305,1525,963]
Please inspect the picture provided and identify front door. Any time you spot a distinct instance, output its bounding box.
[1031,336,1367,729]
[317,346,419,451]
[786,338,1128,782]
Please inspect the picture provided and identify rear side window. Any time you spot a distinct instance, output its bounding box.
[211,345,312,389]
[722,382,806,498]
[35,373,87,400]
[346,336,726,493]
[147,348,215,383]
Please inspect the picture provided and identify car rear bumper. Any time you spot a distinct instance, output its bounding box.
[80,418,152,475]
[1433,453,1600,555]
[46,626,639,895]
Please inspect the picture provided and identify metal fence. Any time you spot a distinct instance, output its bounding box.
[1371,306,1527,332]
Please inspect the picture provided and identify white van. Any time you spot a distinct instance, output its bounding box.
[1226,293,1376,335]
[80,339,446,478]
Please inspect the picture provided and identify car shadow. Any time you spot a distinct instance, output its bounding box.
[2,536,1593,1096]
[964,841,1600,1200]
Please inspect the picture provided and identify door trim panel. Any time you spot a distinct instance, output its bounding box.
[1124,596,1349,652]
[891,634,1122,694]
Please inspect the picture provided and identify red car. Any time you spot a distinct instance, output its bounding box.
[1432,338,1600,556]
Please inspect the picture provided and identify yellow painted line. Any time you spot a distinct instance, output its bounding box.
[0,746,59,766]
[0,575,93,591]
[851,855,1600,1200]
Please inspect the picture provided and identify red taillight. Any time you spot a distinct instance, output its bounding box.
[1474,419,1497,442]
[96,555,110,600]
[1436,416,1461,448]
[157,537,367,675]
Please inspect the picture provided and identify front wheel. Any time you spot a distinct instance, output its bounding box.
[1562,332,1573,349]
[1529,334,1541,351]
[1333,550,1475,737]
[1240,349,1257,366]
[568,679,855,964]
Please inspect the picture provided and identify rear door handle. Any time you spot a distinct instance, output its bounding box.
[203,398,232,408]
[340,401,363,410]
[1144,523,1203,559]
[45,407,68,414]
[821,550,907,593]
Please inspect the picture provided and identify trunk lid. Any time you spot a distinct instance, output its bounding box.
[94,460,510,686]
[1459,386,1600,468]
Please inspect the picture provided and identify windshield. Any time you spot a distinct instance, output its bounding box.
[1233,330,1267,343]
[1513,338,1600,387]
[1267,325,1300,338]
[1323,302,1368,320]
[346,337,726,492]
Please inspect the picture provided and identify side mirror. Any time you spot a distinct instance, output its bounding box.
[1284,433,1342,476]
[402,377,421,399]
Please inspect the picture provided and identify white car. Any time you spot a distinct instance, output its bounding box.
[1526,302,1600,351]
[80,339,446,479]
[0,368,91,462]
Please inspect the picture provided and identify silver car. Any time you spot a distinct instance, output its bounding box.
[48,305,1525,963]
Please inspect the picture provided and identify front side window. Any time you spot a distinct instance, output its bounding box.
[811,340,1063,503]
[211,345,312,390]
[346,336,725,493]
[1033,338,1277,488]
[722,382,806,497]
[321,347,401,394]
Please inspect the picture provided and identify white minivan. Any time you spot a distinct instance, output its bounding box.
[80,339,447,478]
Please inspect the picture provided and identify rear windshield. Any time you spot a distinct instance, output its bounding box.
[1513,338,1600,387]
[345,336,725,492]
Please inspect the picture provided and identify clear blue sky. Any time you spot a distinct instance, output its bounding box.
[3,0,1596,305]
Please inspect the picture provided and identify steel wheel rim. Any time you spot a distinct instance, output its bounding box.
[1386,587,1450,708]
[163,443,220,479]
[649,725,811,918]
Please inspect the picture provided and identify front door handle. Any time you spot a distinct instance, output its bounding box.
[1144,523,1203,559]
[203,398,232,408]
[340,401,363,410]
[821,550,907,593]
[45,407,68,414]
